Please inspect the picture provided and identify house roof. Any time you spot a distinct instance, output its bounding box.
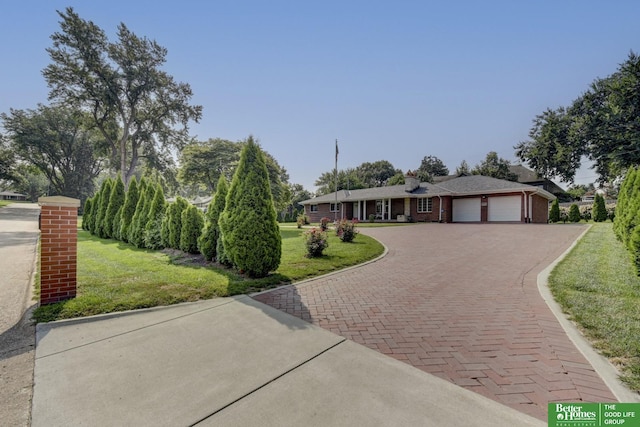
[509,165,540,182]
[0,191,27,197]
[300,175,555,205]
[508,164,566,194]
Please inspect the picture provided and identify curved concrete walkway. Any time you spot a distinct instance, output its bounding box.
[254,223,627,421]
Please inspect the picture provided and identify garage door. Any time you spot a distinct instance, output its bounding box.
[452,198,481,222]
[488,196,521,222]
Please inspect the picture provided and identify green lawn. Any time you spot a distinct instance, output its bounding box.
[33,226,384,322]
[549,222,640,391]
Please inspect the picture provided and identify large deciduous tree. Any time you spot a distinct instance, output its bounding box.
[516,52,640,183]
[416,155,449,182]
[43,7,202,188]
[514,107,584,183]
[0,135,17,183]
[178,138,239,192]
[314,168,365,195]
[472,152,518,181]
[177,138,290,212]
[356,160,399,187]
[1,104,102,202]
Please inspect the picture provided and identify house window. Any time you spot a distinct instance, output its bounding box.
[310,205,318,213]
[417,197,432,213]
[330,202,341,212]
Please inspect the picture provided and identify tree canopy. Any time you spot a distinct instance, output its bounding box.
[1,104,102,202]
[416,155,449,182]
[177,137,290,212]
[472,152,518,181]
[177,138,239,192]
[43,7,202,188]
[314,160,401,195]
[516,51,640,183]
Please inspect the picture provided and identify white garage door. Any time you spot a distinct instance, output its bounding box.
[452,198,481,222]
[488,196,521,222]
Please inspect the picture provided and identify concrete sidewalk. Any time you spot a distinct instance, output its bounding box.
[32,296,544,426]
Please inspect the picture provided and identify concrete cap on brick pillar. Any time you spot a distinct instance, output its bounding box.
[38,196,81,207]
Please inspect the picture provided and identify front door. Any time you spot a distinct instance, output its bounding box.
[353,202,360,220]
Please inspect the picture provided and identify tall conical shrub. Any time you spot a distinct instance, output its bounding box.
[112,206,123,241]
[199,175,228,261]
[144,183,166,250]
[105,175,125,239]
[549,198,560,223]
[219,137,281,277]
[120,177,139,243]
[180,204,204,254]
[95,179,113,238]
[129,178,152,248]
[82,197,93,231]
[168,197,189,249]
[592,193,607,222]
[615,168,638,244]
[568,204,581,223]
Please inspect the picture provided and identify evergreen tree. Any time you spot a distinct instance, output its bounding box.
[615,168,639,244]
[88,194,100,234]
[568,204,581,223]
[180,204,204,254]
[160,203,172,248]
[168,196,189,249]
[592,193,607,222]
[129,178,152,247]
[82,197,93,231]
[104,175,125,239]
[144,183,167,249]
[219,137,282,277]
[112,206,123,241]
[549,198,560,223]
[199,175,228,261]
[119,176,139,243]
[95,178,113,238]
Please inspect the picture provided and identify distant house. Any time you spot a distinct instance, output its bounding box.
[300,172,555,224]
[0,191,27,201]
[508,165,566,199]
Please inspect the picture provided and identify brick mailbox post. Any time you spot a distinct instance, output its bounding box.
[38,196,81,305]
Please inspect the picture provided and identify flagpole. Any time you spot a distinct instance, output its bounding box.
[334,139,338,221]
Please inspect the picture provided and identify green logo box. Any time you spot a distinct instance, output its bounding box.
[548,403,640,427]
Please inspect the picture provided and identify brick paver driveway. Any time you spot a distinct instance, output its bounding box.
[254,223,617,421]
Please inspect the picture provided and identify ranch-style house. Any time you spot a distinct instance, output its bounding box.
[300,172,555,224]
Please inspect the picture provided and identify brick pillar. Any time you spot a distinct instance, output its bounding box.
[38,196,80,305]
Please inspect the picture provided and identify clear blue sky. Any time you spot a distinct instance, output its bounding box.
[2,1,639,191]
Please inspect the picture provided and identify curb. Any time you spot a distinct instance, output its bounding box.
[537,224,640,403]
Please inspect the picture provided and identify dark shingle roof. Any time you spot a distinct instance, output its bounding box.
[300,175,555,205]
[436,175,534,194]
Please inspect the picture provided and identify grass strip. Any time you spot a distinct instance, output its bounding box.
[549,222,640,391]
[33,227,384,322]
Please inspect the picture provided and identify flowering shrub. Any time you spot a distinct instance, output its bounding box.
[304,227,328,257]
[297,213,309,228]
[320,217,331,231]
[335,219,359,242]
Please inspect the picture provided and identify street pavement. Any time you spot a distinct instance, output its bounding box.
[0,203,40,427]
